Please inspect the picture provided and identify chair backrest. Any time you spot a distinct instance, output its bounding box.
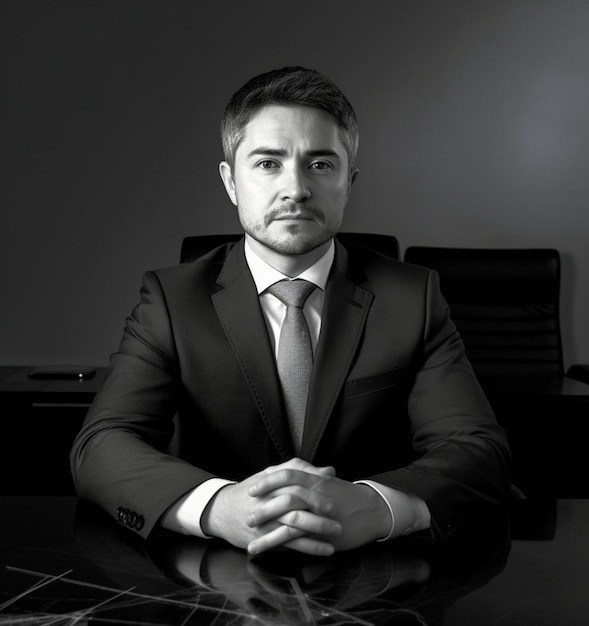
[404,246,564,378]
[180,232,400,263]
[180,234,242,262]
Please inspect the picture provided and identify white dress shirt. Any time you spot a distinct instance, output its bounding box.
[161,239,430,540]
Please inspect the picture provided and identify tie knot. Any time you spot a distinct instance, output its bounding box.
[268,279,316,308]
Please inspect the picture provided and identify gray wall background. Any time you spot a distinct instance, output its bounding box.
[1,0,588,368]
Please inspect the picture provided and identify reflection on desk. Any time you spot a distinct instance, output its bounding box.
[1,497,587,625]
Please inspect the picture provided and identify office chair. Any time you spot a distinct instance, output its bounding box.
[403,246,587,381]
[180,232,400,263]
[404,245,589,497]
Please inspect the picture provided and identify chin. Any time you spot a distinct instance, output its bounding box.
[271,226,337,256]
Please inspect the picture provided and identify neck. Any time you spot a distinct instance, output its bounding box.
[245,235,332,277]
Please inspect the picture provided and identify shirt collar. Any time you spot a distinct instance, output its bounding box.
[244,238,335,295]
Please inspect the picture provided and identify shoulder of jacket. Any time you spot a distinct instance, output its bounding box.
[150,243,236,281]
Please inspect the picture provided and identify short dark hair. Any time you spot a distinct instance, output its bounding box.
[221,66,359,169]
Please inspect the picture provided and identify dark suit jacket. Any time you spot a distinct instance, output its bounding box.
[70,238,511,540]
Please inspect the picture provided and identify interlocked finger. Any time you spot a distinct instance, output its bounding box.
[248,521,337,556]
[247,489,333,528]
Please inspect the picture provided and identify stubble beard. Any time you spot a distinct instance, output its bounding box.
[244,222,339,256]
[239,204,341,256]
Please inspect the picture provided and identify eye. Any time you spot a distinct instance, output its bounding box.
[257,160,278,169]
[310,161,331,170]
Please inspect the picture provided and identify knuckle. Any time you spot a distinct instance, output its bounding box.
[282,523,299,539]
[282,493,297,508]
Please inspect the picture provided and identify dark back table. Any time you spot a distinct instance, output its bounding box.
[0,366,108,495]
[1,497,588,624]
[481,375,589,498]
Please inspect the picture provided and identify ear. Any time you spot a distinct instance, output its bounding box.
[219,161,237,206]
[347,167,359,196]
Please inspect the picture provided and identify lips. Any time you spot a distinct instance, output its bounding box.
[274,213,314,220]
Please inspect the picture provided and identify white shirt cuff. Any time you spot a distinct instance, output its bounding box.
[160,478,235,538]
[355,480,431,541]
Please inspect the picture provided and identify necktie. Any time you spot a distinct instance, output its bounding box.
[267,279,316,454]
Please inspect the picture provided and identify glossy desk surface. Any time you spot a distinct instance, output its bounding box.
[1,498,588,624]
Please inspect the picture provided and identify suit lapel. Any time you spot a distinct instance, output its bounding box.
[301,241,373,460]
[211,240,294,459]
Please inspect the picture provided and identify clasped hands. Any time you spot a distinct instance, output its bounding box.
[201,458,392,556]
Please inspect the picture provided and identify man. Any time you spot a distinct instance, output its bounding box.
[71,66,511,557]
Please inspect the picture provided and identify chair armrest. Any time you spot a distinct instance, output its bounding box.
[566,364,589,385]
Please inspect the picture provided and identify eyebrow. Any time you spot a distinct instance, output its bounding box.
[246,147,341,160]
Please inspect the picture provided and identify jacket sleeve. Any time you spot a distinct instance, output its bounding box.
[70,271,215,538]
[370,270,512,540]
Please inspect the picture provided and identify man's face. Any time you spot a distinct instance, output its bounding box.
[220,105,357,257]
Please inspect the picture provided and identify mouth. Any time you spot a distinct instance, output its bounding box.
[274,213,314,221]
[267,204,324,225]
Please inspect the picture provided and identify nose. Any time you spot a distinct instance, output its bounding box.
[280,165,311,202]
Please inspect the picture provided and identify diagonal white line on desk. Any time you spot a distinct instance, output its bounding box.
[59,585,138,626]
[287,577,315,625]
[2,565,255,620]
[0,568,73,612]
[5,565,196,609]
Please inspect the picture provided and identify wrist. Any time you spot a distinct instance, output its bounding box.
[200,483,233,538]
[358,483,394,542]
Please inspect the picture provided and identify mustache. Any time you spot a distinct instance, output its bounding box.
[264,203,325,226]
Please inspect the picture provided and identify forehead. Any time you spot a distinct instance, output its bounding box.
[238,104,345,154]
